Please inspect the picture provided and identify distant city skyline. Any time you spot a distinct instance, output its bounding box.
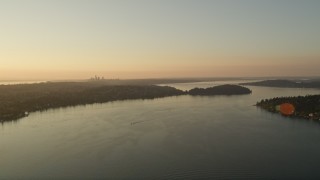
[1,0,319,80]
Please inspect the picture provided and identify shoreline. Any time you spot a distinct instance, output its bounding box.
[0,82,251,123]
[256,95,320,121]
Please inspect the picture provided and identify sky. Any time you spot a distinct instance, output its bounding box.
[0,0,319,80]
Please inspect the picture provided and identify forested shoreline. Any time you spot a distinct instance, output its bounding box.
[256,95,320,120]
[0,82,184,122]
[0,82,253,122]
[241,80,320,88]
[2,80,319,123]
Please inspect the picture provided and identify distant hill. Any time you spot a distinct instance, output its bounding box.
[188,84,252,96]
[240,80,320,88]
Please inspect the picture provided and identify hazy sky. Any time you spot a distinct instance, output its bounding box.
[1,0,319,80]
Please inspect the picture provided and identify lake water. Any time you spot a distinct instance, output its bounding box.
[1,81,320,179]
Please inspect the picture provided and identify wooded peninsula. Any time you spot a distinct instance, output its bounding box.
[256,95,320,120]
[0,82,184,122]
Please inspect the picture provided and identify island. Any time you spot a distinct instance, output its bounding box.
[256,95,320,120]
[188,84,252,95]
[240,79,320,88]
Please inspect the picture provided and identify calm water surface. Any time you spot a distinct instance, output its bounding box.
[1,81,320,179]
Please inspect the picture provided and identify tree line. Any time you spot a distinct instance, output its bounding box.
[256,95,320,120]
